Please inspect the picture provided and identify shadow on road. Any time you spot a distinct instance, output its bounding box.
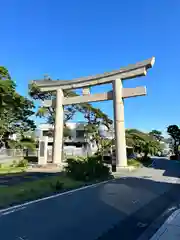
[96,176,180,240]
[1,157,180,240]
[0,172,180,240]
[149,157,180,178]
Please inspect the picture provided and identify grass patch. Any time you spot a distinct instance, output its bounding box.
[0,167,26,174]
[0,161,27,174]
[0,175,84,209]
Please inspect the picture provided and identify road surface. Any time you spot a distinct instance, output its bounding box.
[0,158,180,240]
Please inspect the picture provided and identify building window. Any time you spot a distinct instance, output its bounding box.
[64,142,83,147]
[43,130,53,137]
[48,142,53,146]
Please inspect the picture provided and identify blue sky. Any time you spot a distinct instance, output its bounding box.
[1,0,180,135]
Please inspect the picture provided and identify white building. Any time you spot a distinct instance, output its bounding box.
[37,122,114,158]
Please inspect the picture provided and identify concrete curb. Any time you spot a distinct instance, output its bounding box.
[137,206,179,240]
[150,209,180,239]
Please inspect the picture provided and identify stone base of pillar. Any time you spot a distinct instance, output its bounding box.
[53,151,64,166]
[59,162,67,169]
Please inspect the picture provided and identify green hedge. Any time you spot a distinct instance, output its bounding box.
[65,155,111,181]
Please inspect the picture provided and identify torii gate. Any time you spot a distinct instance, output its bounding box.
[31,57,155,169]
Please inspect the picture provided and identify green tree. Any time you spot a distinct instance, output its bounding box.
[126,129,151,147]
[141,140,160,158]
[7,137,36,150]
[63,125,72,139]
[167,125,180,156]
[149,130,163,142]
[0,67,36,148]
[126,129,161,156]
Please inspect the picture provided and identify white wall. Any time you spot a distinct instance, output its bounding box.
[38,122,114,147]
[38,122,88,143]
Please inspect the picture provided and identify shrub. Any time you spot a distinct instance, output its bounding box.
[16,159,28,168]
[50,180,64,191]
[10,160,17,167]
[65,155,111,181]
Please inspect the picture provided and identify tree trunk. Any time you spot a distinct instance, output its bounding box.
[174,141,178,157]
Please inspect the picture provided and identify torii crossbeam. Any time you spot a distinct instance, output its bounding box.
[31,57,155,168]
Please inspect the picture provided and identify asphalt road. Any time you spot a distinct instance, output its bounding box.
[0,158,180,240]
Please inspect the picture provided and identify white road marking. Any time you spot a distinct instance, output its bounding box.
[1,207,26,216]
[0,179,113,216]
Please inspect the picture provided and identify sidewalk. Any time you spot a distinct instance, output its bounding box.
[150,209,180,239]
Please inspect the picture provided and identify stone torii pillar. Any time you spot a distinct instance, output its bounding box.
[113,79,127,168]
[53,88,64,165]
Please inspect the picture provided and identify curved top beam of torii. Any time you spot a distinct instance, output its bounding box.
[30,57,155,92]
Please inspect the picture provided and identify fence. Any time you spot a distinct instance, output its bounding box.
[64,147,89,157]
[0,147,98,163]
[46,147,92,163]
[0,149,38,163]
